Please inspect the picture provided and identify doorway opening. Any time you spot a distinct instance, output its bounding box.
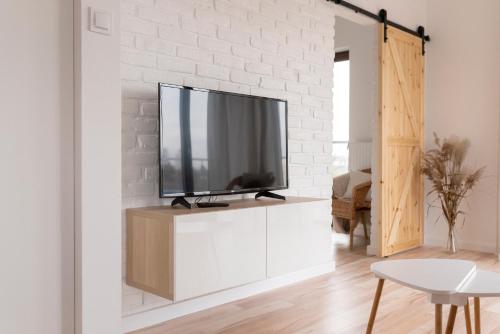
[331,16,378,258]
[332,50,350,176]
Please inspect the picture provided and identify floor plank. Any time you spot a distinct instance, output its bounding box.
[132,234,500,334]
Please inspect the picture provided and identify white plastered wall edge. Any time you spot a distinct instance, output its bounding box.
[496,91,500,261]
[74,0,122,333]
[495,94,500,260]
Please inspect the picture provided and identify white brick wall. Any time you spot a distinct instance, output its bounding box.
[121,0,336,316]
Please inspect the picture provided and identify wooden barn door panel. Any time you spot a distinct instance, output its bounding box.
[379,25,424,257]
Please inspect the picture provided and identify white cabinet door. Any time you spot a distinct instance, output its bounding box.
[267,200,332,277]
[174,208,267,301]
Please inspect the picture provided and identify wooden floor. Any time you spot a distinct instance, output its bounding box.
[133,234,500,334]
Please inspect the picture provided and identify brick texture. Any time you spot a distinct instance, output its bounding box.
[121,0,336,315]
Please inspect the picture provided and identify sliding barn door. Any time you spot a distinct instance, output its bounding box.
[378,25,424,257]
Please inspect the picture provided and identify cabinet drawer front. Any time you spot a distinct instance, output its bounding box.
[267,200,332,277]
[174,208,266,301]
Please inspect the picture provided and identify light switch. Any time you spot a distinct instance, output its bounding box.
[89,7,112,35]
[94,11,110,30]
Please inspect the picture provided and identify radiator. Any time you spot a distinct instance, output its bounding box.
[348,141,372,171]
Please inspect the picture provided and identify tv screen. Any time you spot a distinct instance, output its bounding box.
[158,83,288,198]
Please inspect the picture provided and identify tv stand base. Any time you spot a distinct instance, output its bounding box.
[171,197,191,209]
[255,191,286,201]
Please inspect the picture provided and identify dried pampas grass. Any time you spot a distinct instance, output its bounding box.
[422,133,485,234]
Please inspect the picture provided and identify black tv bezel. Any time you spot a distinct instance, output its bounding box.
[158,82,289,199]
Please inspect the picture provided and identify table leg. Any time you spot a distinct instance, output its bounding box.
[474,297,481,334]
[464,299,472,334]
[366,279,385,334]
[445,305,458,334]
[435,304,442,334]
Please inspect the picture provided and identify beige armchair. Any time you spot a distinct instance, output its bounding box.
[332,170,372,250]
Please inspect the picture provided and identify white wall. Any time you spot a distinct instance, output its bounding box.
[336,0,429,80]
[341,0,427,29]
[424,0,500,253]
[0,0,74,333]
[334,16,377,144]
[74,0,122,333]
[120,0,337,316]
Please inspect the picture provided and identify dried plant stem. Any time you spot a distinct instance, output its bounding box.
[422,133,485,252]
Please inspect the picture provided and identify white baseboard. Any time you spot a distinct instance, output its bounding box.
[425,236,496,254]
[122,262,335,333]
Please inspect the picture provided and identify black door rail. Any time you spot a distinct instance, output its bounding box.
[329,0,430,55]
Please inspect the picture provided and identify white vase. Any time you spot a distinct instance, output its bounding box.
[446,225,457,254]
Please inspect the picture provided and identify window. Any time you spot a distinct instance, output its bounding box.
[332,51,350,176]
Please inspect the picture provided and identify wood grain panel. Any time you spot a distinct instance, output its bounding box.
[128,197,326,218]
[131,244,500,334]
[126,212,174,300]
[378,25,425,257]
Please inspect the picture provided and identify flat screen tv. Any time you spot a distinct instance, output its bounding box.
[158,83,288,199]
